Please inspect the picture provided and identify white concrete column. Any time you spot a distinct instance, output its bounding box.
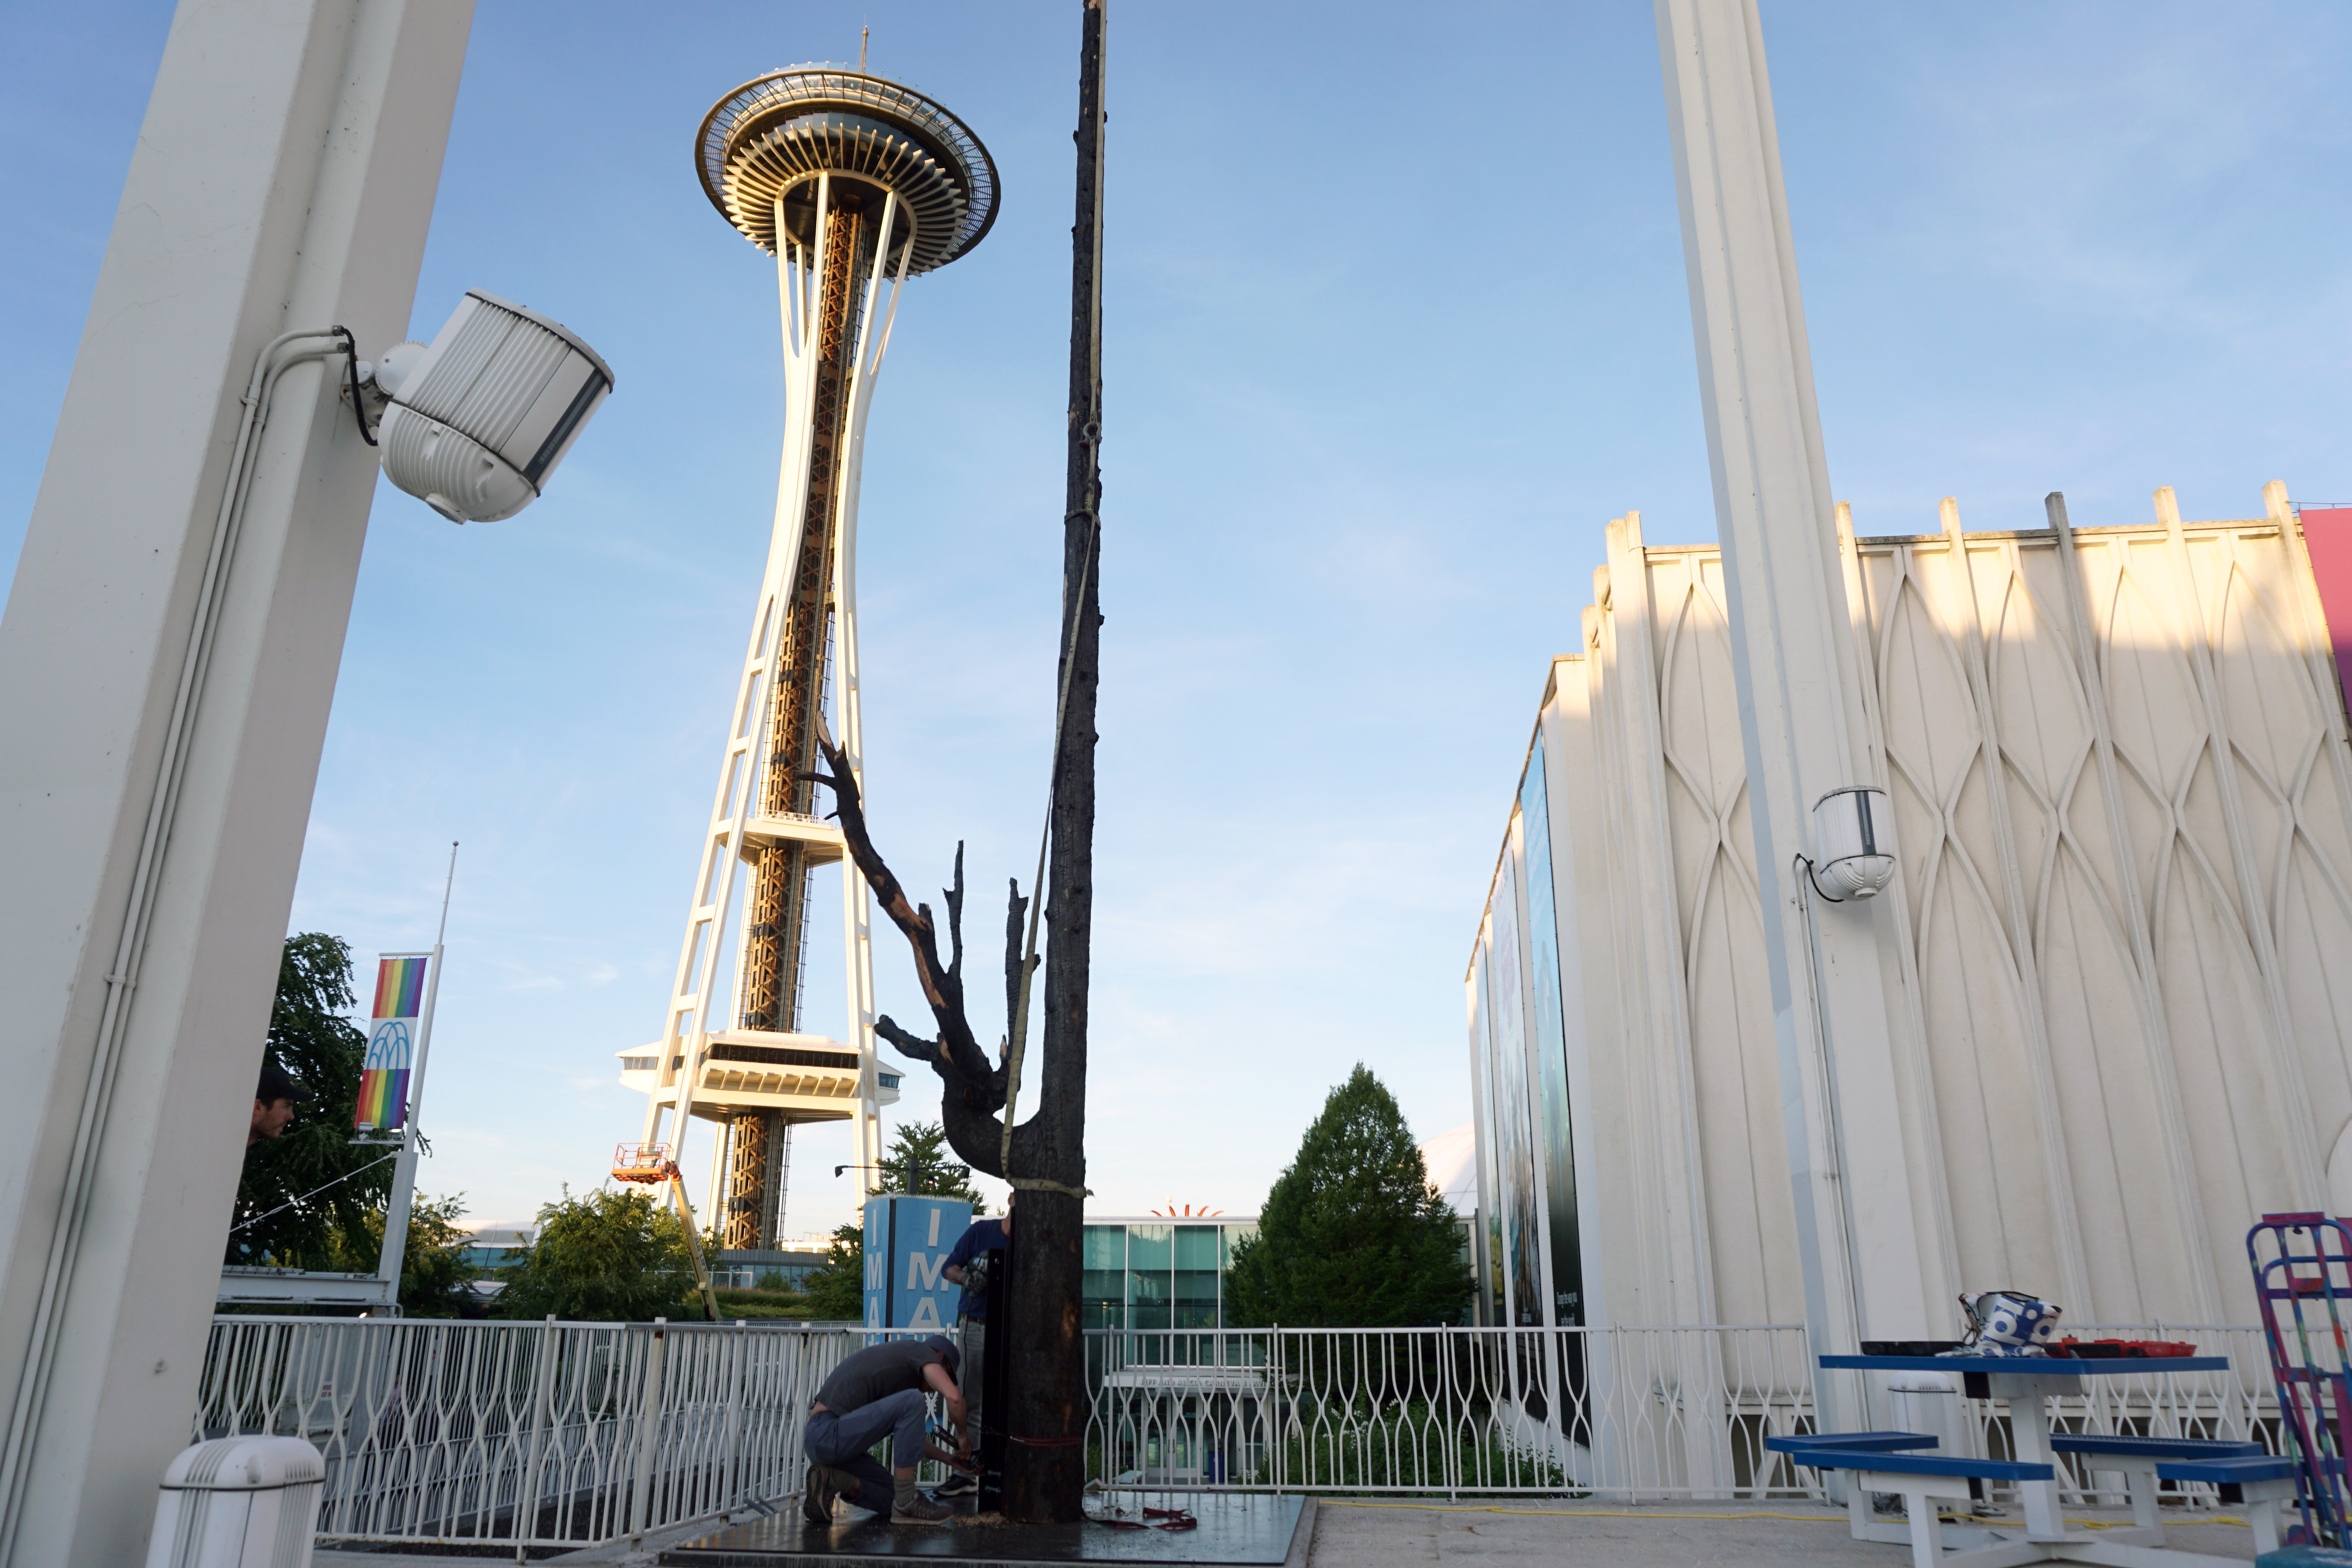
[0,2,471,1561]
[1652,0,1934,1397]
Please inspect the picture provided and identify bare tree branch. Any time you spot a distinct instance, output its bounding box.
[946,843,965,984]
[811,718,1010,1174]
[875,1016,951,1071]
[1003,878,1030,1065]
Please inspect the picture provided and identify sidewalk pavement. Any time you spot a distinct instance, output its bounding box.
[1301,1500,2260,1565]
[316,1506,732,1566]
[314,1498,2268,1566]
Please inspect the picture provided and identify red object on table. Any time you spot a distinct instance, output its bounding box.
[2054,1338,2198,1357]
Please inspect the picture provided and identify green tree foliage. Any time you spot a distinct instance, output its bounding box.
[798,1121,989,1321]
[877,1120,987,1209]
[227,934,391,1267]
[328,1193,476,1317]
[498,1187,695,1321]
[711,1284,822,1319]
[1226,1064,1474,1328]
[799,1223,867,1321]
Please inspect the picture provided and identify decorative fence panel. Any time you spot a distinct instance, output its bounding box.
[197,1317,2279,1548]
[197,1315,881,1549]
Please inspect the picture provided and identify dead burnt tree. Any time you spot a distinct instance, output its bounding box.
[808,0,1106,1524]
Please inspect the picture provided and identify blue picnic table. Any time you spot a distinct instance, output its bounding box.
[1811,1352,2250,1566]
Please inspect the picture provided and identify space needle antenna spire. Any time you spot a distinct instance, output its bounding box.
[616,65,999,1258]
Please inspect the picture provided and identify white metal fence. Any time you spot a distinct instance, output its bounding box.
[196,1316,2279,1549]
[1089,1323,2282,1505]
[197,1315,886,1550]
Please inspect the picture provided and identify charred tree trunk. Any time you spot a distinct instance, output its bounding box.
[806,0,1105,1526]
[1001,0,1106,1523]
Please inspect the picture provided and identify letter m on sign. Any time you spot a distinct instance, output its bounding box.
[907,1250,945,1290]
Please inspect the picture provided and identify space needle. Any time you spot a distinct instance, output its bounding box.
[617,66,998,1251]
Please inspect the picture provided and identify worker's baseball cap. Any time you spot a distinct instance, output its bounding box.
[256,1063,313,1104]
[925,1334,960,1376]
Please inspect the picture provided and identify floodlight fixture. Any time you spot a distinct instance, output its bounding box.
[1808,786,1897,901]
[359,290,615,523]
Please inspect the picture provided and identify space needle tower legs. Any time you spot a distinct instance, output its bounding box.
[618,68,998,1247]
[825,215,896,1197]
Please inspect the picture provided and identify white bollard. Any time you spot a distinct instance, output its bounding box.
[144,1437,323,1568]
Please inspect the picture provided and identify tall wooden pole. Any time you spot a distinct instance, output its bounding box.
[817,1,1104,1521]
[1002,0,1105,1523]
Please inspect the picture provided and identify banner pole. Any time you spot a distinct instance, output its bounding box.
[372,843,458,1309]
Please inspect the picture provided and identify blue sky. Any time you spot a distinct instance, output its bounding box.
[5,2,2348,1238]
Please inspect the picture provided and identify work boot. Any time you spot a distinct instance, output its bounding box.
[802,1464,850,1525]
[891,1486,954,1525]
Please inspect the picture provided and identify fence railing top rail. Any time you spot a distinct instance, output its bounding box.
[206,1315,888,1332]
[1076,1323,1815,1335]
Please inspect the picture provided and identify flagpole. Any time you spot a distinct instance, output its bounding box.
[372,842,457,1310]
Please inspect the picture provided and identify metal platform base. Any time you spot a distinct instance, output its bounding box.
[662,1494,1309,1568]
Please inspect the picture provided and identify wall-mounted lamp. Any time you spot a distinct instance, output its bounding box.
[1805,786,1896,902]
[351,290,613,523]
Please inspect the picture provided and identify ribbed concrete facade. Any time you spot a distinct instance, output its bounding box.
[1471,486,2352,1335]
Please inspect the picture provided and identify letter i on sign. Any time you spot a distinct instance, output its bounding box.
[929,1207,942,1246]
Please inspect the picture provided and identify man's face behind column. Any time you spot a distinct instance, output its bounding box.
[249,1097,296,1144]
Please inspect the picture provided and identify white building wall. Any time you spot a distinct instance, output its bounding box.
[1475,487,2352,1333]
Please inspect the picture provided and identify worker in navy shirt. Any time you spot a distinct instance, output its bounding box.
[935,1192,1011,1497]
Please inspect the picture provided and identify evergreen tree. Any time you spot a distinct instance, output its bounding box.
[799,1222,867,1321]
[1226,1064,1473,1327]
[227,934,392,1267]
[877,1119,987,1210]
[327,1192,477,1317]
[497,1187,695,1321]
[799,1121,989,1320]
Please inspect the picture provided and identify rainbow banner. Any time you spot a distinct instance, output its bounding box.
[357,953,430,1131]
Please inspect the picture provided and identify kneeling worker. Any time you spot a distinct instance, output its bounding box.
[802,1334,973,1526]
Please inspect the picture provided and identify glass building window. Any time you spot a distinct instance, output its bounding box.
[1079,1219,1259,1337]
[1218,1224,1255,1270]
[1520,745,1584,1329]
[1491,839,1544,1327]
[1127,1223,1172,1332]
[1173,1225,1219,1329]
[1083,1225,1127,1330]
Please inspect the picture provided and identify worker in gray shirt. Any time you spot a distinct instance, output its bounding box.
[802,1335,973,1526]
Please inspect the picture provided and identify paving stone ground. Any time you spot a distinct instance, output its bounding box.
[309,1497,2271,1566]
[1301,1499,2262,1566]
